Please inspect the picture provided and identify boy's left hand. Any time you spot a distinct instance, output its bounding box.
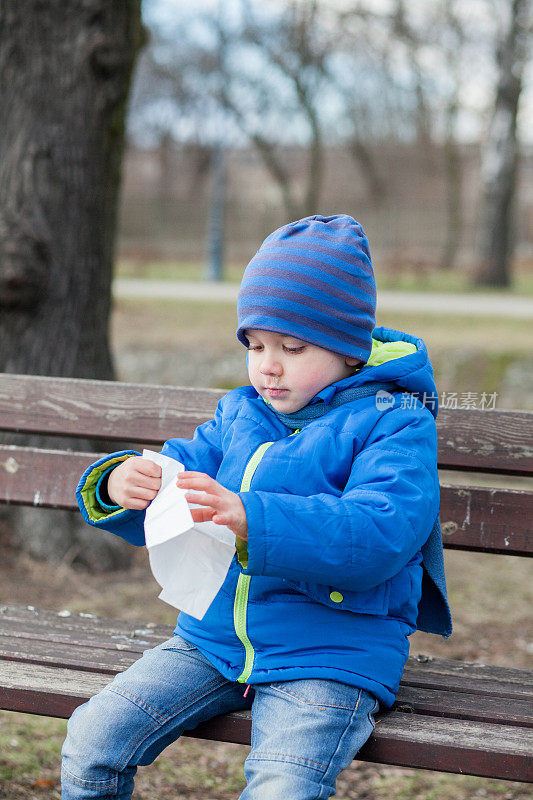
[177,472,248,541]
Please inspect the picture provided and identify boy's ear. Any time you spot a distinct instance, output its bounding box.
[345,357,362,367]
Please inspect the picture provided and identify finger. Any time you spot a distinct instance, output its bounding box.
[127,487,158,501]
[211,513,230,526]
[190,507,215,523]
[178,475,219,492]
[185,491,222,510]
[125,498,151,510]
[138,460,162,478]
[131,473,161,491]
[213,514,247,541]
[178,472,215,485]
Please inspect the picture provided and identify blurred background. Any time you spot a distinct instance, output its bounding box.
[110,0,533,408]
[0,2,532,798]
[119,0,533,278]
[121,0,533,280]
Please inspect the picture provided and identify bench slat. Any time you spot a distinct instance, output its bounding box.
[436,408,533,475]
[1,638,530,729]
[1,631,531,697]
[0,660,531,781]
[439,484,533,555]
[402,658,533,699]
[360,712,533,782]
[1,606,531,686]
[1,374,532,475]
[1,447,531,554]
[0,374,223,443]
[394,685,532,728]
[0,616,167,655]
[197,708,533,782]
[0,605,170,645]
[1,607,531,705]
[0,636,149,675]
[1,606,530,682]
[1,624,531,701]
[0,446,95,510]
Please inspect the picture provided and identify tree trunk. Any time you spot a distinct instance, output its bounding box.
[204,144,226,282]
[440,91,462,271]
[441,131,462,272]
[303,115,323,217]
[348,137,387,208]
[474,0,530,288]
[0,0,143,376]
[0,0,144,569]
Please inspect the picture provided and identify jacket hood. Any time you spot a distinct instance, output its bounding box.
[311,326,439,418]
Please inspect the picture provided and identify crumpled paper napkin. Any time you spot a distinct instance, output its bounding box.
[142,449,236,620]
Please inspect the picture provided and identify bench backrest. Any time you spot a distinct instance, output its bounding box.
[0,373,532,557]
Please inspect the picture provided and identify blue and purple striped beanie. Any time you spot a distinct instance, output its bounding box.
[237,214,376,363]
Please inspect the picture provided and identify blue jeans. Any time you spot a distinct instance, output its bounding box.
[61,636,379,799]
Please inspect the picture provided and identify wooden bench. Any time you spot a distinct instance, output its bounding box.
[0,372,532,783]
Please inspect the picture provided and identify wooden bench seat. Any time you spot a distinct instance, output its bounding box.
[1,605,531,781]
[0,373,532,784]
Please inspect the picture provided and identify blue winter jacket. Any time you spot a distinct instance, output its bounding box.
[77,326,450,708]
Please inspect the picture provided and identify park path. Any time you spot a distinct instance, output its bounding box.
[113,278,533,319]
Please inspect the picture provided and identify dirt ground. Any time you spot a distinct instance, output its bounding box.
[1,295,532,798]
[0,540,531,800]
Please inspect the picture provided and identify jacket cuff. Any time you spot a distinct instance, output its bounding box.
[95,467,122,511]
[238,491,267,576]
[77,451,139,525]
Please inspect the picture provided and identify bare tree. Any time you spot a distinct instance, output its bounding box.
[204,143,227,281]
[310,7,391,207]
[138,1,338,220]
[340,0,531,277]
[134,1,447,221]
[475,0,531,287]
[0,0,144,568]
[390,0,436,166]
[219,0,332,217]
[439,0,468,271]
[129,0,532,281]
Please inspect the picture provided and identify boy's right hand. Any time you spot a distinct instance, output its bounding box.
[107,457,162,510]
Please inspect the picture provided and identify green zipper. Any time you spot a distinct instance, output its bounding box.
[234,440,274,682]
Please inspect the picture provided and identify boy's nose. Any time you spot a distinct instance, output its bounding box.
[260,356,282,376]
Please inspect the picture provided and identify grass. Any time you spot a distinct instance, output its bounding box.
[111,297,533,412]
[112,297,239,349]
[0,532,531,800]
[112,297,533,355]
[377,267,533,296]
[0,714,66,792]
[117,257,247,284]
[0,292,532,798]
[115,257,533,295]
[7,701,530,800]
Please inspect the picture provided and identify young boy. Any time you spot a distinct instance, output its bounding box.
[64,214,451,800]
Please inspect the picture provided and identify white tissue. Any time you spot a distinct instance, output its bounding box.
[142,449,236,620]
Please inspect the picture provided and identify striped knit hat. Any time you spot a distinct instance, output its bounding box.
[237,214,376,363]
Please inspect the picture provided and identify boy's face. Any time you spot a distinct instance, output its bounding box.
[245,329,361,413]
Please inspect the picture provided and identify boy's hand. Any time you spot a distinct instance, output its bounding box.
[107,457,162,510]
[177,472,248,541]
